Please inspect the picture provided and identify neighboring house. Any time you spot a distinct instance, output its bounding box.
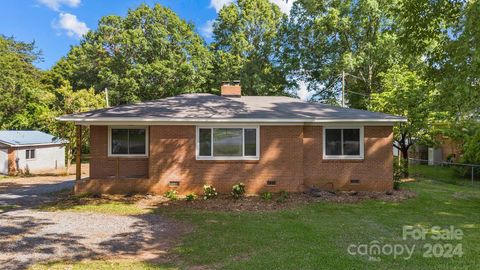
[58,82,406,194]
[409,138,462,165]
[0,130,66,175]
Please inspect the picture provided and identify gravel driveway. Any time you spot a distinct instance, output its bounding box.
[0,176,184,270]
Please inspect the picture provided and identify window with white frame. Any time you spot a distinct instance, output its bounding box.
[109,127,148,156]
[196,127,259,160]
[323,127,364,159]
[25,149,35,160]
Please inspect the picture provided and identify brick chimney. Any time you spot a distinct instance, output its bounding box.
[221,80,241,97]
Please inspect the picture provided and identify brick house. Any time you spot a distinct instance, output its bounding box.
[58,82,406,194]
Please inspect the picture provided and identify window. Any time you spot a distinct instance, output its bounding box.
[26,149,35,160]
[109,127,148,156]
[197,127,259,160]
[323,127,363,159]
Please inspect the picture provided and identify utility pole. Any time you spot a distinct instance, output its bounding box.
[105,88,110,107]
[341,70,345,107]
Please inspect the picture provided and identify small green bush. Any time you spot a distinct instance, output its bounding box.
[276,190,289,203]
[185,193,197,201]
[203,184,218,200]
[231,182,246,199]
[261,191,273,201]
[393,157,409,180]
[164,190,178,200]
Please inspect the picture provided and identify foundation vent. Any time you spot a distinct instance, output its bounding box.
[350,179,360,184]
[266,180,277,186]
[169,181,180,187]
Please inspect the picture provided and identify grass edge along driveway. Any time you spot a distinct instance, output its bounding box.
[32,169,480,270]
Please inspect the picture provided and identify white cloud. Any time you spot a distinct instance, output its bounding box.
[57,12,89,38]
[210,0,234,12]
[209,0,295,14]
[200,20,215,39]
[38,0,81,11]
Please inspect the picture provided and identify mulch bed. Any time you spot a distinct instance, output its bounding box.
[45,189,417,213]
[153,189,417,212]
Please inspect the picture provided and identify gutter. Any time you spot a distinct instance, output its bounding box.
[56,116,407,124]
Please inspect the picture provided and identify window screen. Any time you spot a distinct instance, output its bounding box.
[325,128,361,157]
[111,128,146,155]
[198,127,258,158]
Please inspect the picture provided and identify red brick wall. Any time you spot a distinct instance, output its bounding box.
[89,126,148,179]
[80,125,393,194]
[303,126,393,191]
[147,125,304,194]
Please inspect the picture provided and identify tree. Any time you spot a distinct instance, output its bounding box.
[282,0,402,107]
[0,35,54,131]
[211,0,288,96]
[433,0,480,121]
[369,65,434,162]
[50,81,105,171]
[53,4,213,105]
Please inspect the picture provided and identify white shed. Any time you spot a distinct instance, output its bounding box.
[0,130,67,175]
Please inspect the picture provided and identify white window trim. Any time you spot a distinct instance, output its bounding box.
[108,126,149,158]
[196,126,260,161]
[323,126,364,160]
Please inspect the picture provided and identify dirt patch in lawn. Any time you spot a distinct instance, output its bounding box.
[154,189,417,212]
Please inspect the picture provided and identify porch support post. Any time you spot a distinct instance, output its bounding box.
[76,125,82,181]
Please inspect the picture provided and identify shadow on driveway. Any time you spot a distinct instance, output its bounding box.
[0,177,187,270]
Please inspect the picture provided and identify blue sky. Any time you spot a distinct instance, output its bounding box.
[0,0,294,70]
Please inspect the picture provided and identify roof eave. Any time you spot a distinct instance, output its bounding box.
[57,116,407,124]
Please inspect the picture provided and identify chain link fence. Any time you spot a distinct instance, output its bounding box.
[408,158,480,188]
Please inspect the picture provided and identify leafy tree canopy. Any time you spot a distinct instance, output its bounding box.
[211,0,288,96]
[0,35,54,131]
[369,65,435,159]
[283,0,403,107]
[53,4,213,105]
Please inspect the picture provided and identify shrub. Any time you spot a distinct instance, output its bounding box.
[276,190,289,203]
[393,157,409,180]
[185,193,197,202]
[457,127,480,178]
[261,191,273,201]
[231,183,246,199]
[203,184,218,200]
[164,190,178,200]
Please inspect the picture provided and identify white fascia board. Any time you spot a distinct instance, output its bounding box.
[0,140,14,147]
[6,142,67,148]
[57,116,407,125]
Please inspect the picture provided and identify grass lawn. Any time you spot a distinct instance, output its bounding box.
[39,199,147,215]
[410,164,480,187]
[38,190,148,215]
[32,167,480,269]
[30,260,175,270]
[40,201,147,215]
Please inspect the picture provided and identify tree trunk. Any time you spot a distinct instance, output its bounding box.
[66,147,72,175]
[399,145,409,178]
[401,147,409,160]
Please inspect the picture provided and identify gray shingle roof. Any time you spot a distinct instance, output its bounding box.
[0,130,67,146]
[58,94,406,123]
